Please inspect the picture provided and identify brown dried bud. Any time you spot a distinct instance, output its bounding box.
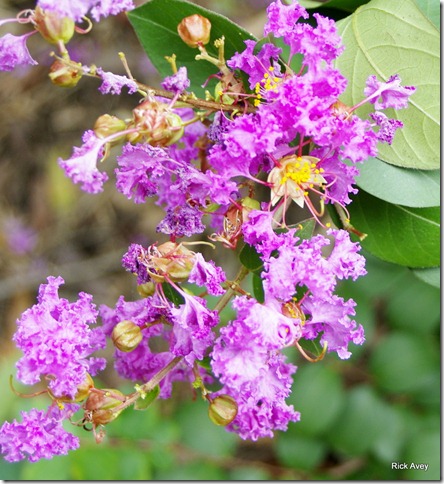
[34,7,75,44]
[150,241,195,283]
[94,114,127,139]
[48,59,82,88]
[112,320,143,352]
[208,395,238,426]
[177,14,211,47]
[128,100,184,146]
[85,388,125,425]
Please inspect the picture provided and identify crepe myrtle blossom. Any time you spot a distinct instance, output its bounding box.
[211,296,302,440]
[0,0,420,463]
[0,32,38,72]
[96,67,139,95]
[36,0,135,22]
[0,404,80,463]
[13,276,106,400]
[161,66,190,93]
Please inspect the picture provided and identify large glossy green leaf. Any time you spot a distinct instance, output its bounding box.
[128,0,256,97]
[356,157,440,207]
[336,0,439,170]
[300,0,370,13]
[411,266,440,288]
[415,0,440,29]
[347,190,440,268]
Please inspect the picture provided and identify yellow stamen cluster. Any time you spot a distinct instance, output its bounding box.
[268,155,327,208]
[253,66,281,106]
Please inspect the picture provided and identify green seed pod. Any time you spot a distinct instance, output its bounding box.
[112,320,143,352]
[208,395,238,426]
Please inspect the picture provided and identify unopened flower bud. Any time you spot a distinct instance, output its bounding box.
[208,395,238,426]
[177,14,211,47]
[48,59,82,88]
[128,100,184,146]
[94,114,127,139]
[112,320,143,352]
[85,388,125,425]
[33,7,75,44]
[137,281,156,297]
[151,241,195,282]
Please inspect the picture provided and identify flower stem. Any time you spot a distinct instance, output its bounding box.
[214,264,250,313]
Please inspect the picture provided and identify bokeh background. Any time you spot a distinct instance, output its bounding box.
[0,0,440,480]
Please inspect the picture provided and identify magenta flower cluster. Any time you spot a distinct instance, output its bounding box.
[0,0,417,463]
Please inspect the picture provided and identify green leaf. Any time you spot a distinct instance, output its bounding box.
[287,364,345,437]
[356,157,440,207]
[336,0,439,170]
[291,218,316,241]
[370,332,439,395]
[161,282,184,306]
[239,243,263,272]
[404,431,441,480]
[300,0,371,13]
[347,190,440,268]
[251,272,265,303]
[415,0,440,29]
[385,273,440,334]
[276,433,327,471]
[327,385,386,455]
[134,385,160,410]
[128,0,256,97]
[411,266,440,288]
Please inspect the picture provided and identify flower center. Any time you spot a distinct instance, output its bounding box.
[281,158,318,186]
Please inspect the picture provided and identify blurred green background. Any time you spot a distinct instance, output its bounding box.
[0,0,440,480]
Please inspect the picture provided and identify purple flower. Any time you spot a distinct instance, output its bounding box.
[188,252,226,296]
[0,404,80,463]
[302,295,364,359]
[121,243,151,285]
[0,32,37,72]
[14,276,106,399]
[58,130,109,193]
[161,66,190,93]
[156,205,205,238]
[369,111,404,145]
[211,297,301,440]
[36,0,134,22]
[115,143,169,203]
[314,150,359,206]
[242,209,283,259]
[364,74,416,110]
[298,13,344,69]
[97,68,138,95]
[228,40,282,90]
[264,0,309,40]
[326,228,367,281]
[170,290,219,363]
